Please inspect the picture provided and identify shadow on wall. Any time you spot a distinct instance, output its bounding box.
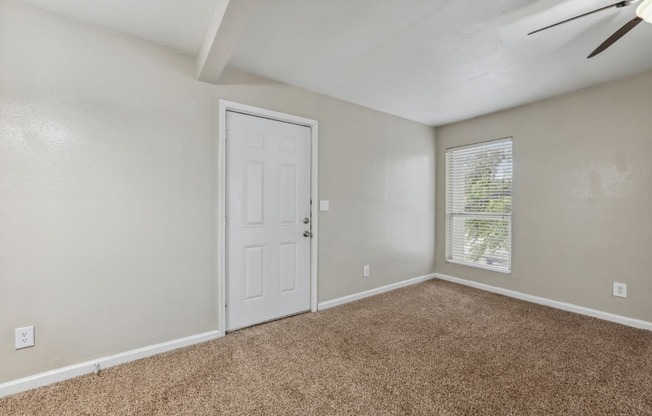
[214,66,280,86]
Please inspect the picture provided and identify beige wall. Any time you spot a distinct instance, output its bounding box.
[436,71,652,323]
[0,1,436,383]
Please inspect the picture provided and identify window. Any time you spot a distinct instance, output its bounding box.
[445,138,512,273]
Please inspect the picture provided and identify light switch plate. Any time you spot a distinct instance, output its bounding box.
[15,326,35,350]
[319,200,330,211]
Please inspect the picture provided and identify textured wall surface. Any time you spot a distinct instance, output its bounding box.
[0,1,436,383]
[436,71,652,322]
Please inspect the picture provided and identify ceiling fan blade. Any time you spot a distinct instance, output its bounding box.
[528,0,636,35]
[587,16,643,58]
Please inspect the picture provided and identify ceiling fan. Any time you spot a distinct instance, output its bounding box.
[528,0,652,58]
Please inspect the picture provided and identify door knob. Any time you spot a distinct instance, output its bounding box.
[303,217,310,224]
[303,231,312,238]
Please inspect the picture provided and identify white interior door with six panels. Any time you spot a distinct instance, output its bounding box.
[226,111,311,331]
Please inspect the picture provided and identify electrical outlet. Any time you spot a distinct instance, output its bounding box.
[363,265,370,278]
[319,200,330,211]
[15,326,35,350]
[613,282,627,298]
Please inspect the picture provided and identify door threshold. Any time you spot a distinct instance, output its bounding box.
[226,309,311,333]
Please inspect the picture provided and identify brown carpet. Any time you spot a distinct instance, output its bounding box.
[2,280,651,415]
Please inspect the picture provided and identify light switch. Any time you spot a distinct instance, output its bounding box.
[319,200,330,211]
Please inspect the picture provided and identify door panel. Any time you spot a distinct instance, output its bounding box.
[243,245,265,301]
[226,111,311,331]
[279,242,297,294]
[242,160,265,227]
[278,164,298,225]
[243,160,265,226]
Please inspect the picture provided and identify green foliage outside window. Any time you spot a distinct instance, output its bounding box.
[464,148,512,263]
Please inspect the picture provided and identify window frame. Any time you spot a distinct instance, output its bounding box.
[445,137,513,274]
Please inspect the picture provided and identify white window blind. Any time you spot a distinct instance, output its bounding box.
[446,138,512,273]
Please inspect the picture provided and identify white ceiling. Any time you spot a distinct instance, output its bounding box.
[13,0,652,125]
[229,0,652,125]
[14,0,219,55]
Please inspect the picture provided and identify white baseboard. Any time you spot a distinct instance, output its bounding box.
[6,273,646,399]
[435,273,652,331]
[0,330,223,399]
[318,273,437,311]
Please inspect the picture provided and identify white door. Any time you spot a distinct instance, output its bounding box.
[226,111,312,331]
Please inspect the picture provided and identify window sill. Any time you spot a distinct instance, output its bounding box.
[445,259,511,275]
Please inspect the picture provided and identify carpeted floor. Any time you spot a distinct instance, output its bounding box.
[2,280,651,415]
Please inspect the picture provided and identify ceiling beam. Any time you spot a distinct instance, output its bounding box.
[196,0,259,84]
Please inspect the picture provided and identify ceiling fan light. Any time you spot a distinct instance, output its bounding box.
[636,0,652,23]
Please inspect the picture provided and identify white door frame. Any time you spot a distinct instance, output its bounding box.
[217,99,319,335]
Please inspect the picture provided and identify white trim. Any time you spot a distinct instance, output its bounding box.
[310,122,319,313]
[0,330,222,399]
[445,136,513,152]
[218,100,320,332]
[434,273,652,331]
[318,273,437,311]
[445,259,511,275]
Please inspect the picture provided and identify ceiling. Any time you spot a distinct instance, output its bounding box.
[229,0,652,125]
[13,0,652,125]
[14,0,219,55]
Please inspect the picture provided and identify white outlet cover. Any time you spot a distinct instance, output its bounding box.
[613,282,627,298]
[15,326,35,349]
[319,200,330,211]
[363,265,370,278]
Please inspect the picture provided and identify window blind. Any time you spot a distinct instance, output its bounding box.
[445,138,512,273]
